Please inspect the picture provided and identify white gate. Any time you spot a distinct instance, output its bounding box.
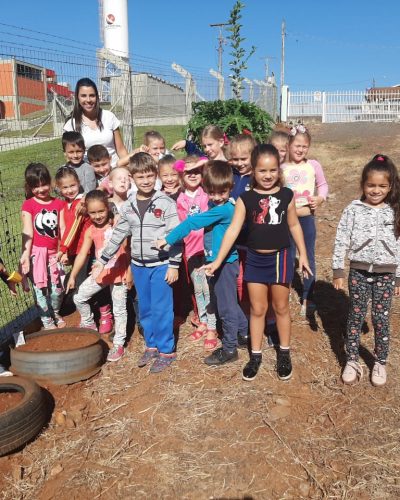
[285,89,400,123]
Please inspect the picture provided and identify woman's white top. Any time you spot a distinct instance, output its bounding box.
[64,110,121,166]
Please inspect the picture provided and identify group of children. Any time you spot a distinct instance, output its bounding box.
[1,121,398,386]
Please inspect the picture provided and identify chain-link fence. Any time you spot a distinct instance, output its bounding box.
[0,24,278,336]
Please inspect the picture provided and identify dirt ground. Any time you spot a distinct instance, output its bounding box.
[2,122,400,499]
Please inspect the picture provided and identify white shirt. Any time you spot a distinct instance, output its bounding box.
[64,110,121,166]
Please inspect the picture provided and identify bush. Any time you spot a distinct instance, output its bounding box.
[187,99,274,145]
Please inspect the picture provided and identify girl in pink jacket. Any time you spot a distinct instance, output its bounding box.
[176,157,218,350]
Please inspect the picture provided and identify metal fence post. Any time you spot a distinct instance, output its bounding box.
[322,92,327,123]
[280,85,289,122]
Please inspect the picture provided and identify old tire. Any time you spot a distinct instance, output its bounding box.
[10,328,105,385]
[0,376,47,456]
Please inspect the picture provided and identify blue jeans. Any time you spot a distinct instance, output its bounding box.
[211,261,248,351]
[290,215,316,301]
[131,264,174,354]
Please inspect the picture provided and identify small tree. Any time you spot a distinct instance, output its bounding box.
[227,1,256,99]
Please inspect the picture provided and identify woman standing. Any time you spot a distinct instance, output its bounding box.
[64,78,128,166]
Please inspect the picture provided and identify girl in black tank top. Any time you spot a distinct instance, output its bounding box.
[204,144,311,382]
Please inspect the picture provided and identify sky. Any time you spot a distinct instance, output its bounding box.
[1,0,400,92]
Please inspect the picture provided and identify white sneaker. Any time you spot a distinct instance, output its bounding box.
[0,369,13,377]
[371,362,387,387]
[342,361,363,384]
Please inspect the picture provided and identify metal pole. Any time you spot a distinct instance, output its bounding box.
[281,20,286,91]
[210,23,229,75]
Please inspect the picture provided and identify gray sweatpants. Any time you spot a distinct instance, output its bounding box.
[74,276,128,346]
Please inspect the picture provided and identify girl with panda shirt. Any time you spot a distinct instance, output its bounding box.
[20,163,65,329]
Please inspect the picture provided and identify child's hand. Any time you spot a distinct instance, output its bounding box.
[7,281,17,297]
[66,276,75,293]
[154,238,167,250]
[171,140,186,151]
[124,267,134,290]
[90,262,104,280]
[298,255,313,279]
[395,286,400,296]
[333,277,344,290]
[60,253,69,265]
[308,195,324,210]
[165,267,178,284]
[202,261,220,277]
[75,200,86,216]
[20,254,30,275]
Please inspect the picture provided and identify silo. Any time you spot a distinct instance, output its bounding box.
[102,0,129,59]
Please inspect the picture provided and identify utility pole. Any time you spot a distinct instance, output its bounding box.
[260,56,276,81]
[280,20,286,90]
[210,22,229,74]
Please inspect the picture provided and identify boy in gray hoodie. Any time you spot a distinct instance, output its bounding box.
[92,153,182,373]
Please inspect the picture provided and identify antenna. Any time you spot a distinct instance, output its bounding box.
[259,55,276,81]
[210,22,229,74]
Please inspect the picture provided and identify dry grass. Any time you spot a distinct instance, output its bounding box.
[2,123,400,499]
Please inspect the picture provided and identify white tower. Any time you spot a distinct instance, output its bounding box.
[98,0,133,150]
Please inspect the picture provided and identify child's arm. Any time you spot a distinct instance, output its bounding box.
[162,200,182,284]
[287,198,313,277]
[65,230,93,292]
[157,204,227,249]
[203,199,246,276]
[332,206,353,290]
[20,211,33,275]
[309,160,328,210]
[171,139,203,156]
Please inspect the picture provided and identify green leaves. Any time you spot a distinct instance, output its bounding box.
[187,100,274,144]
[227,1,255,98]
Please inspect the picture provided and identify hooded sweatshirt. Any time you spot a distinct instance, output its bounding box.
[332,200,400,284]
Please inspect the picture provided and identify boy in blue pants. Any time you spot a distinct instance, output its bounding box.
[157,160,248,366]
[92,153,182,373]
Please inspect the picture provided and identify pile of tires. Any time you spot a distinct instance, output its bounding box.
[10,328,105,385]
[0,377,47,456]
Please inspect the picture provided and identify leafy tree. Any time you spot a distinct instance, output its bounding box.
[227,1,256,98]
[187,99,274,145]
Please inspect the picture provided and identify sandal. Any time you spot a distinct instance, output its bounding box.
[189,323,207,342]
[204,330,219,351]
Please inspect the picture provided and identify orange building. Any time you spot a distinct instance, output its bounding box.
[0,58,47,119]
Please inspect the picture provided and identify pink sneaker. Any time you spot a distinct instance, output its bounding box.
[99,305,113,334]
[107,345,124,362]
[79,322,97,331]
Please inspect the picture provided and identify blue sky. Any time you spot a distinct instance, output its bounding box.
[1,0,400,92]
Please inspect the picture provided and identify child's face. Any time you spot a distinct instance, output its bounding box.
[86,200,109,227]
[64,143,84,165]
[254,154,280,191]
[271,138,288,164]
[31,183,51,201]
[58,175,80,201]
[147,139,166,162]
[289,134,310,163]
[208,188,230,205]
[183,165,202,191]
[202,136,224,159]
[109,169,130,196]
[133,170,157,196]
[159,163,180,191]
[90,158,111,178]
[363,171,391,207]
[229,145,252,175]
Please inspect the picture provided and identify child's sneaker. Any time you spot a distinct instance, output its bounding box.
[137,348,159,368]
[99,305,113,334]
[150,353,176,373]
[277,349,292,380]
[237,333,249,350]
[204,347,238,366]
[0,366,13,377]
[242,354,262,381]
[342,361,363,385]
[55,314,66,329]
[79,322,97,331]
[107,345,125,362]
[42,320,56,330]
[371,362,386,387]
